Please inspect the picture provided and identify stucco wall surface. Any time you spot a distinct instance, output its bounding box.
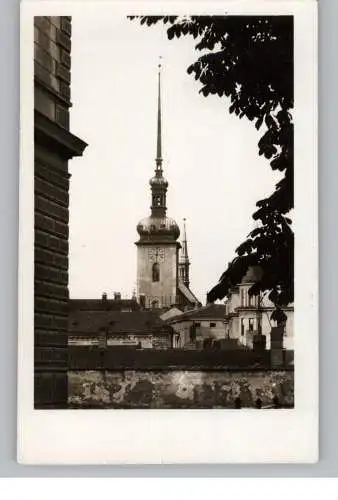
[69,369,294,409]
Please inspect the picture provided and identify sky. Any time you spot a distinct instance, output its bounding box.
[68,13,281,303]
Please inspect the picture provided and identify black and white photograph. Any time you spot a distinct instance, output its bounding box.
[18,0,317,464]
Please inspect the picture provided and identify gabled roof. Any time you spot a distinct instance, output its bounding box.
[166,304,226,323]
[178,282,200,306]
[69,310,173,336]
[160,306,184,322]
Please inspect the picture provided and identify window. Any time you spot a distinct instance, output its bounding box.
[248,294,253,307]
[210,322,216,328]
[195,322,201,327]
[152,262,160,282]
[248,318,254,331]
[151,299,159,309]
[241,318,245,336]
[153,195,161,207]
[189,324,196,342]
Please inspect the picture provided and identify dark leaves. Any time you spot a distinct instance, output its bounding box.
[131,15,294,314]
[271,308,287,324]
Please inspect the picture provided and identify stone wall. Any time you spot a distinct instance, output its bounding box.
[68,345,294,370]
[34,16,87,408]
[68,369,294,409]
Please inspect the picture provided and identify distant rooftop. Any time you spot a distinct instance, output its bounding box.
[69,309,173,336]
[69,293,140,313]
[165,304,226,323]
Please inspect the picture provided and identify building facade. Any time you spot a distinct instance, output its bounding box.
[135,66,200,311]
[34,16,87,408]
[224,267,294,350]
[165,304,227,349]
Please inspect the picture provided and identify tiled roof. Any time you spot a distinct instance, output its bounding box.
[166,304,226,323]
[68,310,173,336]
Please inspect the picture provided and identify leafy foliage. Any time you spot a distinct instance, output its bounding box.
[130,15,294,322]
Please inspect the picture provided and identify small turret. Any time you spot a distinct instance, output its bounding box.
[178,218,190,287]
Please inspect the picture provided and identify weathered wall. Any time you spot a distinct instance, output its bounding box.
[107,333,171,349]
[168,319,226,348]
[34,16,87,408]
[68,369,294,409]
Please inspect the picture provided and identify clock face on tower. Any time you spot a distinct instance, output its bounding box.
[148,247,165,263]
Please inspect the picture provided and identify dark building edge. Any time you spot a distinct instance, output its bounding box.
[34,16,87,408]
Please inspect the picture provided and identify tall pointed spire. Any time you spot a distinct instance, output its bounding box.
[147,59,169,218]
[156,60,162,170]
[179,218,191,287]
[181,218,189,261]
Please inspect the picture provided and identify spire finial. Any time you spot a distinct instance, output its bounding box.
[156,57,163,170]
[183,218,186,239]
[182,218,188,258]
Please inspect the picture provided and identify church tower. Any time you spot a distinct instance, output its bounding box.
[178,218,190,288]
[135,64,181,309]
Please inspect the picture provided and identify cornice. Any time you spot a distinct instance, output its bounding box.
[34,110,88,160]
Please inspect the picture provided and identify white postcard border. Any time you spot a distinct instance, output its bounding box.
[18,1,318,464]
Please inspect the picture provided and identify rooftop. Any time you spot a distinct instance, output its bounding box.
[69,309,173,336]
[166,304,226,323]
[69,296,140,313]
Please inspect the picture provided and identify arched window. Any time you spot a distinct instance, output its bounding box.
[153,194,162,206]
[152,262,160,282]
[151,299,159,309]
